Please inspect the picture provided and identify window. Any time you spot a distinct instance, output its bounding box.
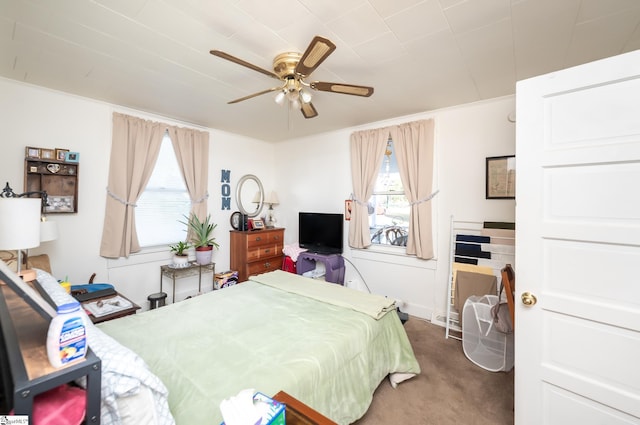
[369,139,410,246]
[135,133,191,247]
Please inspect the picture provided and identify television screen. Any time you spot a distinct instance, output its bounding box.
[299,212,344,254]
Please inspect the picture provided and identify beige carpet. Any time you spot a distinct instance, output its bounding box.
[354,316,514,425]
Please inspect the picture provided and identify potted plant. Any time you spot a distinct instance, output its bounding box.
[169,241,191,267]
[181,213,219,265]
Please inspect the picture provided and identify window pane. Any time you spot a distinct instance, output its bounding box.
[374,141,403,193]
[136,134,191,247]
[369,140,410,246]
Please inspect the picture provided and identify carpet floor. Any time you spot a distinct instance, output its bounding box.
[353,316,514,425]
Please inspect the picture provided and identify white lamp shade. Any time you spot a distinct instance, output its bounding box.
[0,198,41,250]
[40,220,58,242]
[265,191,279,205]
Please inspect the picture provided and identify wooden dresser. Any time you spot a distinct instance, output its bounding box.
[230,228,284,283]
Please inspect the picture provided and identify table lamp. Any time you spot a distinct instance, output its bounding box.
[0,198,41,277]
[264,191,279,228]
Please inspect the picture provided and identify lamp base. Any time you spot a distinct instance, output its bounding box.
[18,269,37,282]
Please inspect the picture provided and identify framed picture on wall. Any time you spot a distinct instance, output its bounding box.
[44,196,75,213]
[26,147,41,159]
[65,151,80,163]
[55,148,69,161]
[345,200,352,221]
[41,148,55,160]
[486,155,515,199]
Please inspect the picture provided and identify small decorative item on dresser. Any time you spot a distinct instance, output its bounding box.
[65,151,80,163]
[230,211,242,230]
[55,148,69,161]
[249,218,265,230]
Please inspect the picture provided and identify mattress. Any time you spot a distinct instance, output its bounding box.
[98,270,420,424]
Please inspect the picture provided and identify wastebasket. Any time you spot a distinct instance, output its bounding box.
[462,295,514,372]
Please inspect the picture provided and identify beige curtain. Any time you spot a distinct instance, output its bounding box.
[390,119,435,259]
[100,113,164,258]
[348,128,389,248]
[168,126,210,222]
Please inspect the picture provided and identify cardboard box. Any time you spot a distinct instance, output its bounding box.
[214,271,238,290]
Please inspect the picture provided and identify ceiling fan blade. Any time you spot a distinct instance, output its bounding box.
[210,50,280,80]
[310,81,374,97]
[300,102,318,119]
[295,36,336,77]
[228,86,283,104]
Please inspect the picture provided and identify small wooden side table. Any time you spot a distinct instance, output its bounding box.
[273,391,337,425]
[160,262,215,303]
[82,292,140,324]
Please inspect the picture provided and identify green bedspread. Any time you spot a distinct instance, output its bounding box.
[99,270,420,424]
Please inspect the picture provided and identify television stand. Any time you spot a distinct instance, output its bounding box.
[297,252,345,285]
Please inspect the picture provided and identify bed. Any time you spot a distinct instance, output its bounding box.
[7,266,421,425]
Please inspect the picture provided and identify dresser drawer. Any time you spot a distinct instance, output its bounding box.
[246,230,284,248]
[246,244,283,261]
[247,257,282,276]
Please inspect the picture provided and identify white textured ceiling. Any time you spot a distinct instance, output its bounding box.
[1,0,639,142]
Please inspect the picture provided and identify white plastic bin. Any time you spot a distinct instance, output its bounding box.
[462,295,514,372]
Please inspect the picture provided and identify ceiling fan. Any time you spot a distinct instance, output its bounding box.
[210,36,374,119]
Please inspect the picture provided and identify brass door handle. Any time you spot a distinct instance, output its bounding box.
[521,292,537,306]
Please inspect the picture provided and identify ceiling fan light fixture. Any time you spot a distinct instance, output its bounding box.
[300,89,312,104]
[274,90,286,105]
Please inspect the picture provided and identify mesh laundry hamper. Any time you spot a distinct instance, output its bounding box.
[462,295,514,372]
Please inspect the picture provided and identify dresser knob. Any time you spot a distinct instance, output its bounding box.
[264,262,270,268]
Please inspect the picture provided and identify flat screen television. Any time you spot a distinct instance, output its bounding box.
[299,212,344,254]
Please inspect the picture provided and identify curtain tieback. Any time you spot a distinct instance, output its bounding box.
[192,192,209,204]
[351,195,368,206]
[410,189,440,206]
[106,188,137,207]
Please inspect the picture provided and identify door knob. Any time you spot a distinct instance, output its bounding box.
[521,292,537,306]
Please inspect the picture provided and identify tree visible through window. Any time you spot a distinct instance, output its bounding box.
[369,139,410,246]
[136,133,191,247]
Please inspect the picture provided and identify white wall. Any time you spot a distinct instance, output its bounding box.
[1,76,515,320]
[0,78,274,308]
[273,97,516,320]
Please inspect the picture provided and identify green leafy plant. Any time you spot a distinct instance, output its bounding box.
[181,213,219,249]
[169,241,191,256]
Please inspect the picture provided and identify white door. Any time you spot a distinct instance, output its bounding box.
[515,49,640,424]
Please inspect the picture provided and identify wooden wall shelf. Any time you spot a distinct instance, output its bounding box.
[24,157,79,213]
